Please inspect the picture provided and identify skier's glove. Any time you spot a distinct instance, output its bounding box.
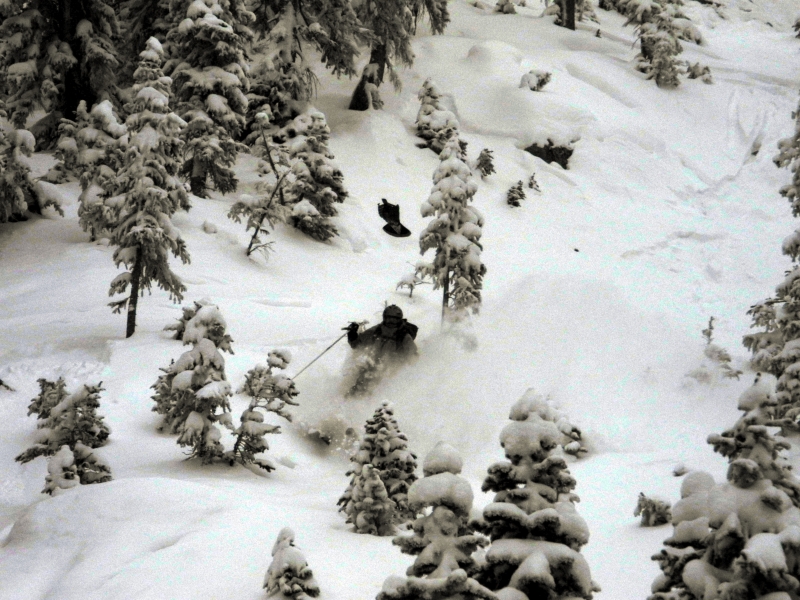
[344,322,360,342]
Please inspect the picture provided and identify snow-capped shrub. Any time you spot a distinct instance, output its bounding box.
[528,173,541,192]
[104,38,190,338]
[519,70,552,92]
[264,528,320,600]
[474,398,600,599]
[166,0,253,197]
[649,376,800,599]
[16,382,113,492]
[339,402,419,533]
[165,299,235,354]
[507,181,526,207]
[397,271,430,297]
[228,350,298,472]
[636,14,683,89]
[417,134,486,320]
[687,317,743,383]
[687,62,713,84]
[416,79,460,154]
[151,321,234,463]
[280,110,348,241]
[635,493,672,526]
[378,443,495,600]
[476,148,495,178]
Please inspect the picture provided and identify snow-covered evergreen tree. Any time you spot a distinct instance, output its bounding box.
[475,149,495,179]
[415,79,459,154]
[339,402,419,532]
[495,0,517,14]
[264,527,320,600]
[509,389,587,458]
[379,442,496,600]
[649,376,800,599]
[417,134,486,321]
[474,400,599,600]
[280,110,348,241]
[519,70,551,92]
[744,95,800,428]
[349,0,450,110]
[527,174,541,193]
[151,306,234,462]
[506,181,525,208]
[16,382,113,492]
[165,0,253,197]
[0,0,121,145]
[102,37,190,338]
[636,13,683,89]
[228,349,298,471]
[229,110,290,255]
[687,62,712,84]
[42,445,80,495]
[0,121,61,222]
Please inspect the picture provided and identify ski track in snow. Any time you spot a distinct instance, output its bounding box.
[2,0,800,598]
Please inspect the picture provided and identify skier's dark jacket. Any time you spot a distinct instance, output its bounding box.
[347,320,418,361]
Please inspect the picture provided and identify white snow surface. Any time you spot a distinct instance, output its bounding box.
[2,0,800,598]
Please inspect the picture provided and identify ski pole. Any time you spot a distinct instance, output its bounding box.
[292,332,349,380]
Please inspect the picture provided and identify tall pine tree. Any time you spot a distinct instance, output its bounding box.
[417,134,486,321]
[165,0,253,197]
[105,37,190,338]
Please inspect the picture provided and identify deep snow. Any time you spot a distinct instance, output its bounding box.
[2,0,800,598]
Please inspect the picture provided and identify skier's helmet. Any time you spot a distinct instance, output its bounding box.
[383,305,403,321]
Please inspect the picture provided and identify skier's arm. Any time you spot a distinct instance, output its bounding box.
[346,322,361,348]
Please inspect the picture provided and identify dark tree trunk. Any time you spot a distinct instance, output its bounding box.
[441,271,450,324]
[59,0,96,121]
[349,42,387,111]
[189,157,207,197]
[125,247,143,338]
[562,0,576,30]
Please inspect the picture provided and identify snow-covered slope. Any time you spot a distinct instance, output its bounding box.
[2,0,800,598]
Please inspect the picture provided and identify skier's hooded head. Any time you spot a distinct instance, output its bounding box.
[382,305,403,328]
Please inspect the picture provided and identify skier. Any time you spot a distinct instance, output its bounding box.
[344,305,418,395]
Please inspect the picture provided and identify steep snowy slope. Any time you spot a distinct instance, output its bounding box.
[1,0,800,598]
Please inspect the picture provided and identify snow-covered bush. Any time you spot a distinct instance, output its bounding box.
[280,110,348,241]
[264,528,320,600]
[378,442,495,600]
[151,317,234,463]
[508,389,587,458]
[636,14,683,89]
[229,111,290,256]
[0,123,61,222]
[16,382,113,492]
[649,376,800,599]
[415,79,460,154]
[519,70,552,92]
[635,493,672,526]
[528,174,541,193]
[396,270,430,297]
[476,148,495,179]
[165,299,235,354]
[165,0,253,197]
[339,402,419,534]
[417,134,487,321]
[474,398,599,599]
[229,350,298,472]
[104,37,190,338]
[507,181,526,207]
[687,62,713,84]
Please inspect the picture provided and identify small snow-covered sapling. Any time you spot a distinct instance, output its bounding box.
[527,173,541,192]
[264,528,320,600]
[495,0,516,14]
[476,149,495,178]
[229,350,298,471]
[634,492,672,526]
[506,181,526,207]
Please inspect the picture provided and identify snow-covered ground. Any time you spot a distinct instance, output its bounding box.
[2,0,800,598]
